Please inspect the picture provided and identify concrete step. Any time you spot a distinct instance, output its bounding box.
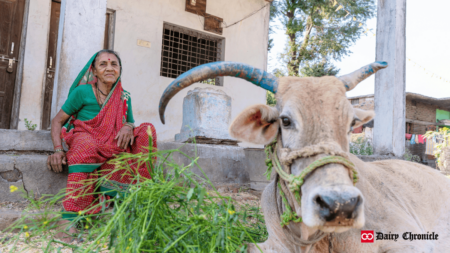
[0,154,68,202]
[0,130,269,203]
[0,129,53,152]
[249,181,270,191]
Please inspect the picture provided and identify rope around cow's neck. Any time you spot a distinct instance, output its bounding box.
[264,138,359,227]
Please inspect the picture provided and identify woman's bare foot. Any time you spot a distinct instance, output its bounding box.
[54,219,78,243]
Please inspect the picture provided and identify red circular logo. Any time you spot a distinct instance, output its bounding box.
[361,230,374,243]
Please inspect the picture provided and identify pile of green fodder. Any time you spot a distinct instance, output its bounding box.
[2,141,268,252]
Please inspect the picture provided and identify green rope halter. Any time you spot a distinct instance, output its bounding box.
[278,182,302,227]
[264,139,359,227]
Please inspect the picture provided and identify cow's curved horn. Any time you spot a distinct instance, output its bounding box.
[338,61,388,91]
[159,61,278,124]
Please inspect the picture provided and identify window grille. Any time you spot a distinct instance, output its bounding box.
[351,99,359,105]
[160,23,224,86]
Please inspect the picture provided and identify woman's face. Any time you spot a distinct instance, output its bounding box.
[93,53,120,86]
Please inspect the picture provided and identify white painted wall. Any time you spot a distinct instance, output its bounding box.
[17,0,52,130]
[16,0,269,149]
[106,0,269,146]
[52,0,107,119]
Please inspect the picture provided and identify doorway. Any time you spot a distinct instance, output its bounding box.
[0,0,26,129]
[41,0,61,130]
[104,9,116,50]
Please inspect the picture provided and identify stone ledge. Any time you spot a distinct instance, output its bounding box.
[0,142,269,203]
[159,142,251,184]
[0,129,53,152]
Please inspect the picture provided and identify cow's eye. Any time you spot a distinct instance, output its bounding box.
[349,118,357,134]
[351,119,356,128]
[281,117,291,127]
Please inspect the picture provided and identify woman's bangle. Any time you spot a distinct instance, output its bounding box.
[125,123,135,129]
[54,145,62,150]
[54,149,65,153]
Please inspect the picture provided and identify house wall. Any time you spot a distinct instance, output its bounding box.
[405,99,438,134]
[351,97,374,110]
[16,0,269,149]
[351,96,440,131]
[105,0,269,146]
[16,0,52,130]
[405,99,437,123]
[50,0,107,125]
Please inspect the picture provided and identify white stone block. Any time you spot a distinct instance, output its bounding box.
[175,87,235,143]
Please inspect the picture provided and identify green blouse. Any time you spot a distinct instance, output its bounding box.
[61,84,134,123]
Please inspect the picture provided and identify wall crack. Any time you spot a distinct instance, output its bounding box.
[0,164,28,195]
[0,165,23,182]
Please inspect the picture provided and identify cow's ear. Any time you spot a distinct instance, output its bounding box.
[353,107,375,128]
[229,104,279,145]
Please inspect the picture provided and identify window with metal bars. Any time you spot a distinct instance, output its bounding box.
[351,99,359,105]
[160,23,224,86]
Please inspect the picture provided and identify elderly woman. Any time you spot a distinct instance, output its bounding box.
[47,49,157,241]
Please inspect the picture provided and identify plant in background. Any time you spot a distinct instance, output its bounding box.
[24,118,37,131]
[266,68,285,106]
[403,149,421,163]
[2,137,267,253]
[425,127,450,170]
[267,91,277,106]
[268,1,279,52]
[203,78,216,86]
[270,0,375,77]
[349,136,373,155]
[300,61,340,77]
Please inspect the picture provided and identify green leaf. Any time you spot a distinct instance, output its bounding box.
[186,188,194,202]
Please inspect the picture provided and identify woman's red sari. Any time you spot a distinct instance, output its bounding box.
[60,61,156,219]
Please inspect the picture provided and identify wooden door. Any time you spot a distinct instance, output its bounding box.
[103,9,115,50]
[0,0,25,129]
[42,0,61,129]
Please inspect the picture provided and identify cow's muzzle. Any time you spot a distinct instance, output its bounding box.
[267,140,363,232]
[303,183,365,233]
[314,186,363,226]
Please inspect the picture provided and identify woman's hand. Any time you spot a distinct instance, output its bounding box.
[115,125,134,149]
[47,152,67,173]
[48,109,70,173]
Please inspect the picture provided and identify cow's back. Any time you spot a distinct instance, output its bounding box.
[348,155,450,252]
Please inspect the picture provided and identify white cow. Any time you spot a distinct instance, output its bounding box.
[159,62,450,252]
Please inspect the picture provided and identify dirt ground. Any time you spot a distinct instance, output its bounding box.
[0,189,262,253]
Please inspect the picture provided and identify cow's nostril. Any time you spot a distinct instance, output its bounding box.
[340,195,360,219]
[315,196,327,209]
[314,195,336,222]
[348,196,362,219]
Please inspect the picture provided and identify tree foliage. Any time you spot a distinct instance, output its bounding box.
[268,2,279,52]
[266,68,285,106]
[300,61,340,77]
[271,0,376,76]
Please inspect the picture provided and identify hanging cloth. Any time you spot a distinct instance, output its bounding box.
[418,135,425,144]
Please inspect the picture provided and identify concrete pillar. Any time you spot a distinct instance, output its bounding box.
[175,87,236,145]
[373,0,406,157]
[51,0,107,118]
